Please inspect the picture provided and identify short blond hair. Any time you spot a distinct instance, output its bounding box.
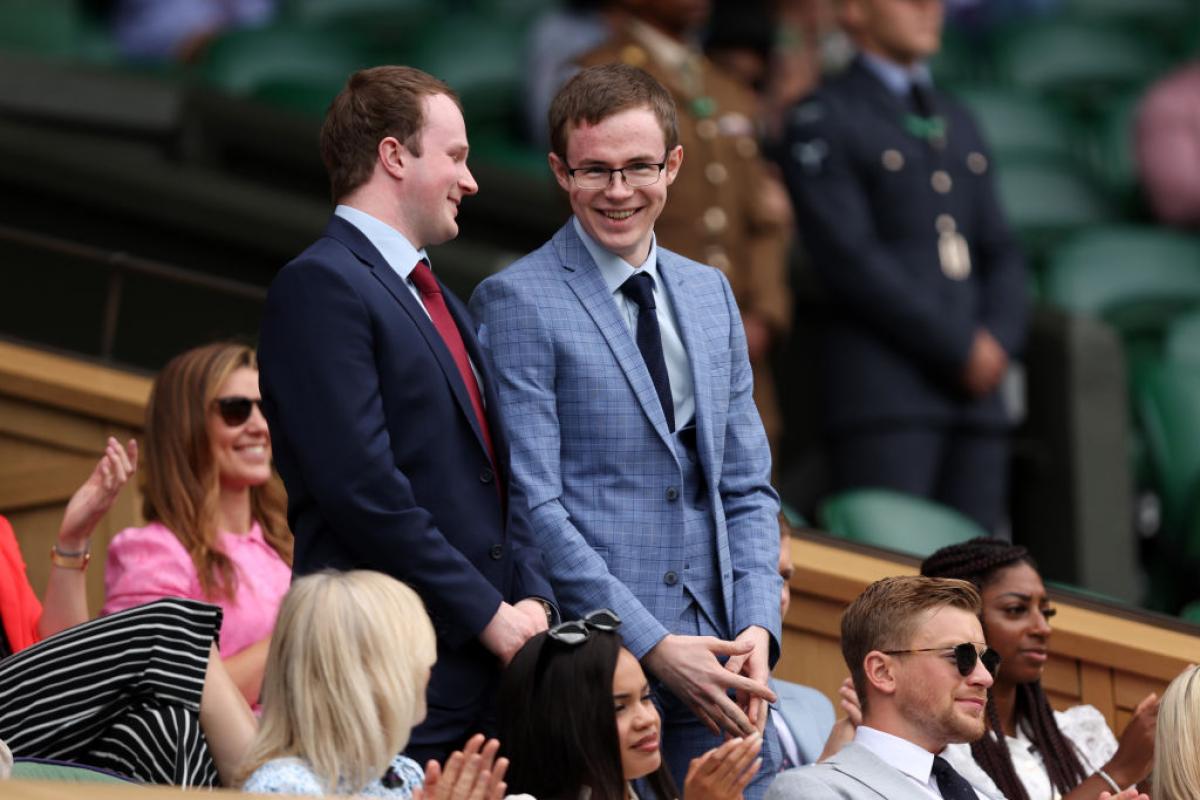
[239,570,437,792]
[841,575,981,713]
[1153,664,1200,800]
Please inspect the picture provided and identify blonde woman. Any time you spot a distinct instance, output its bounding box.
[240,570,507,799]
[103,342,293,706]
[1151,665,1200,800]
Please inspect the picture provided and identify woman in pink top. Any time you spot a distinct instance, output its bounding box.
[104,342,293,707]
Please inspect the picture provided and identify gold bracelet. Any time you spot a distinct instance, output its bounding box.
[50,544,90,570]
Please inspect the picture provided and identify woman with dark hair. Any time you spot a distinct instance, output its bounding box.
[500,611,762,800]
[103,342,293,707]
[921,538,1157,800]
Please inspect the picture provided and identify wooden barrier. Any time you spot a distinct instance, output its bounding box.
[778,532,1200,735]
[0,339,151,612]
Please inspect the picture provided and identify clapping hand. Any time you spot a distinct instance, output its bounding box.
[683,734,762,800]
[416,734,508,800]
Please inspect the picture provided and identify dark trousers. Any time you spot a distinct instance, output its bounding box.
[829,424,1010,535]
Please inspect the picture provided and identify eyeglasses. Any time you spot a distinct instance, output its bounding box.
[547,608,622,646]
[564,156,668,190]
[213,396,264,427]
[882,643,1001,678]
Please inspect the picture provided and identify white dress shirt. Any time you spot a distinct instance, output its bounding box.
[573,217,696,429]
[854,726,945,800]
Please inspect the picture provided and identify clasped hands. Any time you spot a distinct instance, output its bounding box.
[643,626,776,739]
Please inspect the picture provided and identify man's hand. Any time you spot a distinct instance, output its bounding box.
[721,626,772,733]
[962,328,1008,397]
[643,634,777,738]
[416,734,508,800]
[479,602,541,666]
[513,598,551,635]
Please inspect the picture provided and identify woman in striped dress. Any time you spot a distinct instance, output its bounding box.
[0,438,255,786]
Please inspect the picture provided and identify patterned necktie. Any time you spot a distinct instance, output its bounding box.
[932,756,980,800]
[410,260,499,476]
[619,271,675,433]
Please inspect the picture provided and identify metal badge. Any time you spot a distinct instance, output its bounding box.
[967,152,988,174]
[936,214,971,279]
[931,170,953,194]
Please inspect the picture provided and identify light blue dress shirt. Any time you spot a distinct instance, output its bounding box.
[572,217,696,429]
[859,51,934,97]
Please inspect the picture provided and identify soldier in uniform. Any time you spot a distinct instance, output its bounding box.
[777,0,1029,533]
[577,0,793,459]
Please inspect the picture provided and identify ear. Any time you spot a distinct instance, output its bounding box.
[864,651,898,697]
[379,136,406,180]
[549,152,572,193]
[663,144,684,186]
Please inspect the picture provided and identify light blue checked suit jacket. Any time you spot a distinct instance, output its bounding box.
[470,220,782,660]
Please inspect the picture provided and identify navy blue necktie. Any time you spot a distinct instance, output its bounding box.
[619,272,675,432]
[932,756,979,800]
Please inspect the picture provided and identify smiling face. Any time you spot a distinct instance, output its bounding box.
[550,106,682,267]
[396,92,478,249]
[889,606,993,751]
[979,562,1054,688]
[613,647,662,781]
[207,367,272,492]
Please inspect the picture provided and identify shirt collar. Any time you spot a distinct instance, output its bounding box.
[334,204,430,279]
[572,216,659,296]
[858,51,933,97]
[853,725,936,787]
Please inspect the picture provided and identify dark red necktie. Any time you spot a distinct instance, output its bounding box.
[410,260,499,477]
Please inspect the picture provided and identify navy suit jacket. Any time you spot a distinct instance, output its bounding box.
[258,215,554,745]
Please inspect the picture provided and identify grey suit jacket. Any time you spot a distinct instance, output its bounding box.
[766,742,937,800]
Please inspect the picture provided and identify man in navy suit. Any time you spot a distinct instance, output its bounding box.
[258,66,555,764]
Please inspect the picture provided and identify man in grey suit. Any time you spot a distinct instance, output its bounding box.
[470,64,781,796]
[768,576,995,800]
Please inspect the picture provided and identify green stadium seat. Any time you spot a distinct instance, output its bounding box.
[0,0,114,62]
[818,489,987,558]
[407,16,524,129]
[1062,0,1199,54]
[1041,227,1200,339]
[994,159,1118,264]
[11,758,135,783]
[1164,310,1200,367]
[955,87,1077,162]
[197,24,369,101]
[930,28,993,87]
[1134,362,1200,549]
[1180,599,1200,625]
[993,23,1168,115]
[276,0,439,49]
[1088,91,1142,213]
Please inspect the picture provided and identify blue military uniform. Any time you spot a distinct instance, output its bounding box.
[778,54,1029,531]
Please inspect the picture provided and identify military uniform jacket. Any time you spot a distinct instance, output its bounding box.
[780,57,1029,433]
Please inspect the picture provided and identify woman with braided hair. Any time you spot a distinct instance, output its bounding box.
[921,537,1157,800]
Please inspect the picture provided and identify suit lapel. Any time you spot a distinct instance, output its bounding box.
[831,743,931,800]
[554,223,675,455]
[658,251,715,471]
[324,216,491,460]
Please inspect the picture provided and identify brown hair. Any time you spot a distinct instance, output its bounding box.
[922,538,1087,800]
[319,65,459,202]
[142,342,292,601]
[841,575,981,713]
[548,63,679,161]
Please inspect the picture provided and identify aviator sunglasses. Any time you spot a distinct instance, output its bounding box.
[882,642,1001,678]
[213,396,264,427]
[546,608,622,646]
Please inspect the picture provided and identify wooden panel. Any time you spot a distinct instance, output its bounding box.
[1080,662,1116,730]
[1041,654,1081,699]
[0,339,151,427]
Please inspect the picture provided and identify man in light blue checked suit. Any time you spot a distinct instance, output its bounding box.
[470,64,783,796]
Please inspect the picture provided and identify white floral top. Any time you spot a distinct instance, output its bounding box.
[943,704,1119,800]
[243,753,424,797]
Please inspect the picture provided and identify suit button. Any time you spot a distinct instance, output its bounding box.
[489,544,503,560]
[479,467,494,484]
[663,571,678,586]
[666,487,679,501]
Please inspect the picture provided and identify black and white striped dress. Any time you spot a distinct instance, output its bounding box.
[0,597,223,786]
